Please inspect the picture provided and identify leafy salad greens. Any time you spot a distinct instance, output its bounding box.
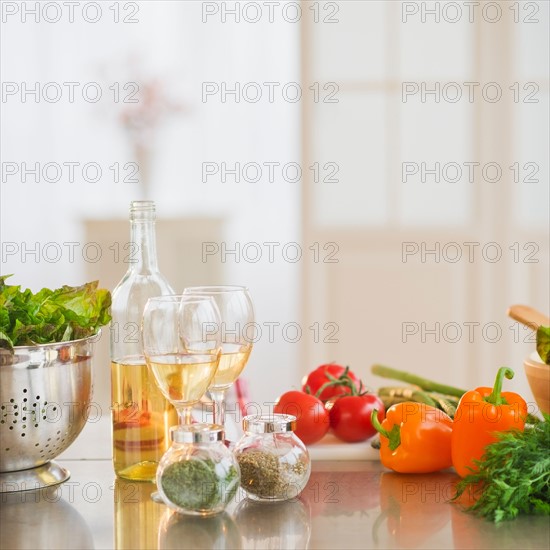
[0,275,111,351]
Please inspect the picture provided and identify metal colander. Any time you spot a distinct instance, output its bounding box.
[0,335,96,491]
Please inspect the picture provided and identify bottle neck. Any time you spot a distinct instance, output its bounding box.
[129,219,159,273]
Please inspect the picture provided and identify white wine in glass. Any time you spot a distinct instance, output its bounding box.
[183,286,254,429]
[147,354,220,406]
[142,295,222,427]
[210,343,252,391]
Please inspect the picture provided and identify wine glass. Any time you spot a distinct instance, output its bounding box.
[183,286,254,429]
[142,295,222,427]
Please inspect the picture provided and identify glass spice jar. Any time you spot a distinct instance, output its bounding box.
[156,424,240,516]
[233,414,311,502]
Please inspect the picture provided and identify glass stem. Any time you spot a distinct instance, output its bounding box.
[177,406,193,426]
[209,389,227,427]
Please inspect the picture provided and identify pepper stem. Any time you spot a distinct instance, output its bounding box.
[371,409,401,451]
[485,367,514,406]
[371,409,389,438]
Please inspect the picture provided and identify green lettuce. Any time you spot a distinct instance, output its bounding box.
[0,275,111,351]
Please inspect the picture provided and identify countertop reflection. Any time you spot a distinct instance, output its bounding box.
[1,459,549,550]
[1,483,94,550]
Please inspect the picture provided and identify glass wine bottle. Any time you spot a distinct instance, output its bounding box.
[110,200,178,481]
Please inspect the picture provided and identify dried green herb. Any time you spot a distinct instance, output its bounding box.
[453,415,550,523]
[238,450,307,500]
[160,458,238,511]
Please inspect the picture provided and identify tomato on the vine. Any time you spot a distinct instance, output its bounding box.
[302,363,360,402]
[274,390,330,445]
[329,394,385,443]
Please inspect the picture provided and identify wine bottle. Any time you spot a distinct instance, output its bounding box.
[110,200,177,481]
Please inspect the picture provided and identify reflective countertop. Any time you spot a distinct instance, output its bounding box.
[1,419,549,550]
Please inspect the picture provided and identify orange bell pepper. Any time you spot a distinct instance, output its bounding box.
[371,402,453,473]
[451,367,527,478]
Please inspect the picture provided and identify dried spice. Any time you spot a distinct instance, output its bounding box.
[237,450,307,500]
[160,458,238,511]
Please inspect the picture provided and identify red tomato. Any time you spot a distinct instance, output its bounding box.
[274,390,330,445]
[302,363,360,402]
[329,394,385,443]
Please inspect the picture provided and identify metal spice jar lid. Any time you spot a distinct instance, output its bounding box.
[170,423,224,443]
[242,414,297,434]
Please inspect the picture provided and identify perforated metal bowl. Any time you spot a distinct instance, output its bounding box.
[0,334,96,492]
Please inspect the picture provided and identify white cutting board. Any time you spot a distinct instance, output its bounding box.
[307,433,381,461]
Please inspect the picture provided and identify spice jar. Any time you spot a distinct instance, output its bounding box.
[233,414,311,502]
[156,424,240,516]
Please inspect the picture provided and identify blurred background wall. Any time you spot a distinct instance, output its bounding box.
[1,1,548,413]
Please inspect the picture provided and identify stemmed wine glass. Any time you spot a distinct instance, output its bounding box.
[183,286,254,429]
[142,295,222,427]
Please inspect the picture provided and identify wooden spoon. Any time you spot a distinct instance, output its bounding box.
[507,304,550,330]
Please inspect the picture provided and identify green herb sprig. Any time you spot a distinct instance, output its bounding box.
[537,325,550,364]
[453,415,550,523]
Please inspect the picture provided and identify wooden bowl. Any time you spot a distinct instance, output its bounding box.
[524,352,550,415]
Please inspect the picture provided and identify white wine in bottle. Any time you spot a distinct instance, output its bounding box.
[110,200,178,481]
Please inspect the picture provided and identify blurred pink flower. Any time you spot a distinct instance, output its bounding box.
[119,78,185,149]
